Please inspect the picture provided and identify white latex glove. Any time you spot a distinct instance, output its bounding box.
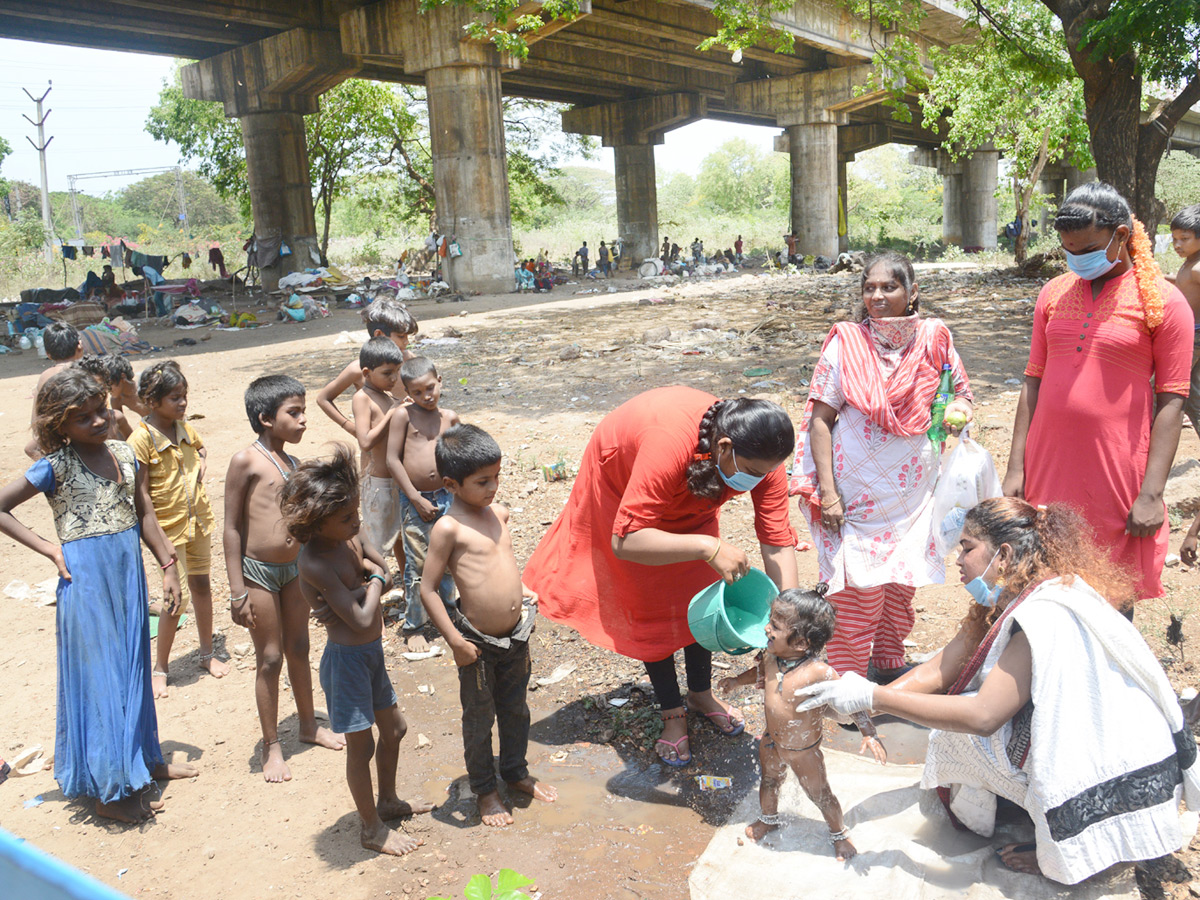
[795,672,876,716]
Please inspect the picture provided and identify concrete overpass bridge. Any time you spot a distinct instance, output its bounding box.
[1,0,992,291]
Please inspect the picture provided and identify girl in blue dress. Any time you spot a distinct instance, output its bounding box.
[0,367,197,823]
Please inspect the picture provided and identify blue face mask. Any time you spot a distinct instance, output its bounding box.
[718,446,766,493]
[1064,232,1119,281]
[964,548,1003,607]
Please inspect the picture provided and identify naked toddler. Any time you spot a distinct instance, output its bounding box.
[719,587,885,860]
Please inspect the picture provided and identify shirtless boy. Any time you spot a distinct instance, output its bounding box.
[223,375,344,782]
[281,446,434,856]
[352,337,404,579]
[316,300,418,434]
[719,588,885,860]
[26,322,84,459]
[387,357,459,650]
[422,424,557,826]
[1167,206,1200,438]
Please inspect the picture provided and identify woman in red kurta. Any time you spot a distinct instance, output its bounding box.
[1004,182,1193,603]
[524,386,799,765]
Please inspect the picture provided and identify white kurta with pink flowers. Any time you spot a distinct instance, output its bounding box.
[793,331,946,594]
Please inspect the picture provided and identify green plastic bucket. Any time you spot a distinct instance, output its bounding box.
[687,568,779,655]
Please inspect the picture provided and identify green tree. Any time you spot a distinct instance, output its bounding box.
[1156,152,1200,223]
[120,171,240,230]
[149,71,588,245]
[667,0,1200,230]
[0,134,12,205]
[307,79,414,257]
[920,11,1090,263]
[658,171,697,216]
[145,70,246,214]
[697,139,787,215]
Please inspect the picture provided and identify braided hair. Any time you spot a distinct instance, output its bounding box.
[1054,182,1163,328]
[685,398,795,501]
[137,359,187,407]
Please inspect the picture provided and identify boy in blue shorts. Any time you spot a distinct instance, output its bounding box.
[282,445,434,856]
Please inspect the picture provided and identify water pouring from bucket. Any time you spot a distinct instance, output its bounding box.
[688,568,779,654]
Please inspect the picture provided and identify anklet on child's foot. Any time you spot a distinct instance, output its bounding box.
[757,812,784,826]
[829,827,851,844]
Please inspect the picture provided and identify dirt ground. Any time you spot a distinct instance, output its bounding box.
[2,264,1200,900]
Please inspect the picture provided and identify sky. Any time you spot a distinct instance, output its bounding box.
[0,37,778,195]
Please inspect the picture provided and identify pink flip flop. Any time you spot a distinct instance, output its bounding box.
[701,709,745,737]
[654,734,692,767]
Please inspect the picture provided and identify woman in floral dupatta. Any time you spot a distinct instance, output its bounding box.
[792,251,973,681]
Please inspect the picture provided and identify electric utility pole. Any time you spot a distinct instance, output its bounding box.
[23,82,54,263]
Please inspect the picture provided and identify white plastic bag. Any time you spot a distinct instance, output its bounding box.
[931,425,1002,555]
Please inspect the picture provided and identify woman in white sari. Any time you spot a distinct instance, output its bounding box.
[797,497,1200,884]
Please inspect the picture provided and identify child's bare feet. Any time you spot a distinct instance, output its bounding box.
[508,776,557,803]
[151,761,198,780]
[745,819,779,842]
[360,821,423,856]
[261,740,292,783]
[200,654,230,679]
[996,843,1040,874]
[833,836,857,862]
[478,790,514,827]
[377,796,436,820]
[299,725,345,751]
[96,795,153,823]
[152,668,169,699]
[403,631,429,653]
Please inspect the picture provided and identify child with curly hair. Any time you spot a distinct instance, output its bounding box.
[0,368,196,823]
[281,445,434,856]
[129,360,228,697]
[719,587,885,859]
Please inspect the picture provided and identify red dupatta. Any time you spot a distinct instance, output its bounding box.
[791,317,958,517]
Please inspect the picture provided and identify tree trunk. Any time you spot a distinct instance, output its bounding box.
[1048,0,1200,233]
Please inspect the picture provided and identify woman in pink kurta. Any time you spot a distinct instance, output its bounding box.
[525,386,799,766]
[1005,182,1193,602]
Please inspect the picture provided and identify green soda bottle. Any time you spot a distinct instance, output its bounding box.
[927,363,954,445]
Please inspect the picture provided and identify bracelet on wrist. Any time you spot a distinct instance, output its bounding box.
[161,558,177,570]
[821,496,842,509]
[705,538,722,564]
[367,573,388,588]
[230,591,248,604]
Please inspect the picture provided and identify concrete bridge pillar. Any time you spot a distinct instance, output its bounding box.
[1065,164,1097,192]
[936,153,964,248]
[961,150,999,250]
[425,63,514,295]
[1037,169,1065,236]
[562,93,706,267]
[240,109,320,277]
[613,142,659,266]
[786,123,840,260]
[837,155,850,254]
[182,29,356,291]
[341,0,518,295]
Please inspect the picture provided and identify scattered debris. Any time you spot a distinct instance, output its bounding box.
[536,663,576,686]
[695,775,732,791]
[416,733,432,749]
[402,645,444,662]
[642,325,672,344]
[559,343,581,361]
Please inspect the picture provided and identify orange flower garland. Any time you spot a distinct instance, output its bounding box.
[1129,216,1163,330]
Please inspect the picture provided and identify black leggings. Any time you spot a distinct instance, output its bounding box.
[644,642,712,710]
